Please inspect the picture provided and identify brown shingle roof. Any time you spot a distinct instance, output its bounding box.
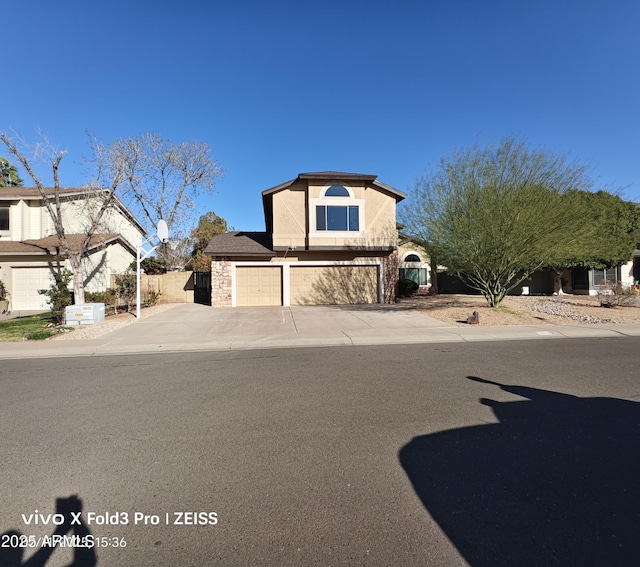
[22,233,125,254]
[0,241,47,254]
[204,232,274,257]
[0,233,129,256]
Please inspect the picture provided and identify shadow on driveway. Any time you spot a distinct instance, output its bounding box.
[399,376,640,566]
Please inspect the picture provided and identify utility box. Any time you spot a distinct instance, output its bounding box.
[65,303,106,326]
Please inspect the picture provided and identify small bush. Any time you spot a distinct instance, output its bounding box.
[144,290,162,307]
[397,278,419,298]
[598,284,640,307]
[85,289,118,305]
[38,270,73,325]
[26,330,56,340]
[114,274,136,308]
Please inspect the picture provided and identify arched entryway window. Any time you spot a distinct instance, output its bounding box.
[399,251,429,286]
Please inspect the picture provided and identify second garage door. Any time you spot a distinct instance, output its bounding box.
[236,266,282,306]
[290,265,378,305]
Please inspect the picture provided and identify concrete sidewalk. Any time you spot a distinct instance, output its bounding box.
[0,302,639,359]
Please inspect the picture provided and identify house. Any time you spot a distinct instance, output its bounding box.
[204,171,428,307]
[0,187,145,311]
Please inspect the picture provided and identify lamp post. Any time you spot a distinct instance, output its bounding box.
[136,220,169,319]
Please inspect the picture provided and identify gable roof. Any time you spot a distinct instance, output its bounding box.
[261,171,405,199]
[204,231,275,257]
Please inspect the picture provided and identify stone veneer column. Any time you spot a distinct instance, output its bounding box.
[382,250,399,304]
[211,259,232,307]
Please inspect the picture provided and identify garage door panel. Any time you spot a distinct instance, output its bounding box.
[11,267,54,311]
[236,267,282,306]
[290,266,378,305]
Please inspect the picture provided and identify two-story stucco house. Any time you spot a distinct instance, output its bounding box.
[0,187,145,311]
[204,171,428,307]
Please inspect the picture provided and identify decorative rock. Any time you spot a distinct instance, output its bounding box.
[467,311,480,325]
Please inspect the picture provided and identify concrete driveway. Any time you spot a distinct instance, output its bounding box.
[105,303,457,352]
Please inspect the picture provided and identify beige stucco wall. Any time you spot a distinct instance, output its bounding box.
[270,178,398,250]
[271,183,307,249]
[398,241,430,263]
[53,199,143,248]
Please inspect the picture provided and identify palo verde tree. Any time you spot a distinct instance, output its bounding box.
[403,137,595,307]
[1,131,127,304]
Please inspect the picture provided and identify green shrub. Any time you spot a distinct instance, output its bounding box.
[85,288,118,305]
[397,278,419,298]
[144,290,162,307]
[114,274,136,307]
[38,269,73,325]
[26,330,56,340]
[129,257,167,274]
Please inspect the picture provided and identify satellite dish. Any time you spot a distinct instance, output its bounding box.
[157,219,169,243]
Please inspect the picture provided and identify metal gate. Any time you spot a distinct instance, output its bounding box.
[193,271,212,306]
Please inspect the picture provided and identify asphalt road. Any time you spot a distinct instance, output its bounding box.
[1,338,639,566]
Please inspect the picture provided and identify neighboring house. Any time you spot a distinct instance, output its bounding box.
[204,171,428,307]
[569,253,640,295]
[0,188,145,311]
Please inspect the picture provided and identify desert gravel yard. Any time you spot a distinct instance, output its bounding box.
[401,294,640,327]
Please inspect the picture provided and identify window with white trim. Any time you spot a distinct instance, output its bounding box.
[592,267,619,287]
[399,251,429,286]
[311,185,364,235]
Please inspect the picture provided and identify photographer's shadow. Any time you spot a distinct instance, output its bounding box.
[0,495,96,567]
[399,376,640,566]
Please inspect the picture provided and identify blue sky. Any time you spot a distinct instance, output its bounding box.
[3,0,639,232]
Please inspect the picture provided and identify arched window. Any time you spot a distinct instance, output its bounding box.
[314,185,361,232]
[400,251,429,286]
[324,185,350,197]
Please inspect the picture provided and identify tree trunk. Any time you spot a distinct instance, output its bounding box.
[68,253,86,304]
[383,250,399,304]
[553,269,566,295]
[429,257,439,295]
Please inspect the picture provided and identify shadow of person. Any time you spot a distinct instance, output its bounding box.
[0,495,96,567]
[399,376,640,566]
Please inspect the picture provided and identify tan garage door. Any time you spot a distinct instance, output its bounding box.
[290,265,378,305]
[11,267,54,311]
[236,266,282,306]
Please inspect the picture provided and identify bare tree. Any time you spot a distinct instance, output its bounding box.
[90,133,223,237]
[1,131,125,304]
